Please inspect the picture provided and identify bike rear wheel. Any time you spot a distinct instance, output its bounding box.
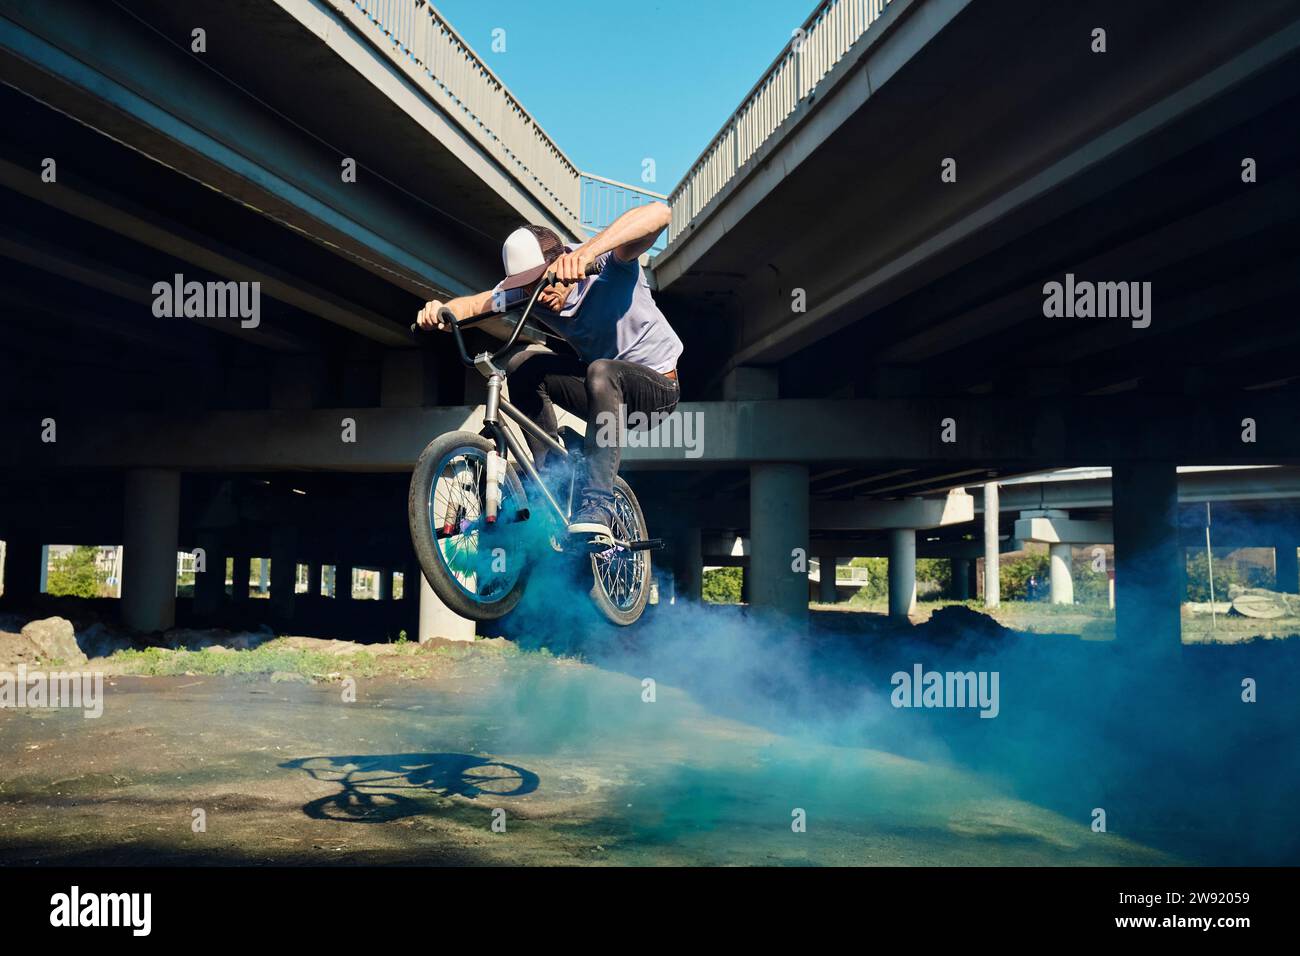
[587,476,652,626]
[408,432,530,621]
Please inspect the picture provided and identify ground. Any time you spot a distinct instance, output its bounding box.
[1,604,1296,866]
[0,650,1168,866]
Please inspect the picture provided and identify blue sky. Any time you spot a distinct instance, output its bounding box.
[436,0,815,194]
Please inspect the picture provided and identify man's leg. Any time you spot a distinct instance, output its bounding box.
[570,359,680,535]
[505,350,588,468]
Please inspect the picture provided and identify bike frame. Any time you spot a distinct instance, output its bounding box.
[477,352,573,528]
[416,265,600,532]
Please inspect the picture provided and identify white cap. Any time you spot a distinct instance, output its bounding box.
[500,226,554,291]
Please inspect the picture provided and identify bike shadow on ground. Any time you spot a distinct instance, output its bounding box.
[280,752,540,823]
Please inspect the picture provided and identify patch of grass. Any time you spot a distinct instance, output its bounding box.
[105,636,549,682]
[109,642,349,680]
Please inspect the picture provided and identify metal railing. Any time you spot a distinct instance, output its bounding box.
[667,0,895,244]
[579,173,669,253]
[808,559,871,585]
[335,0,583,224]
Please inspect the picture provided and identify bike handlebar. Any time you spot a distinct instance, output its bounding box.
[410,260,604,368]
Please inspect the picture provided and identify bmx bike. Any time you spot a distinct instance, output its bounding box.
[408,262,660,626]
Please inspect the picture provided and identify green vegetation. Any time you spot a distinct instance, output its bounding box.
[45,545,107,598]
[107,636,532,681]
[702,566,743,604]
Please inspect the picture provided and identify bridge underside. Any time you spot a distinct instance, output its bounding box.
[3,0,1299,646]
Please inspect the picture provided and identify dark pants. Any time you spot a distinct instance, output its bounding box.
[505,351,680,501]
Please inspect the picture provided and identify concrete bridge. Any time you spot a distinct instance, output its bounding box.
[2,0,1299,649]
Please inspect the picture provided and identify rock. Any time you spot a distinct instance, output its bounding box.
[19,617,88,665]
[916,605,1013,647]
[1231,589,1288,620]
[0,631,42,668]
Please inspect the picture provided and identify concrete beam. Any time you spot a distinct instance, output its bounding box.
[120,469,180,632]
[749,464,808,621]
[984,483,1000,608]
[1112,463,1182,652]
[0,0,506,299]
[1014,514,1113,544]
[0,158,408,347]
[18,393,1300,473]
[888,529,917,620]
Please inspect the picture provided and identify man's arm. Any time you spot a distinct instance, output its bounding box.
[549,201,672,281]
[415,287,497,330]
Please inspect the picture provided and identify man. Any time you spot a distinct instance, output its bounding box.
[416,202,681,540]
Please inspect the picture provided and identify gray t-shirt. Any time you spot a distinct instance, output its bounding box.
[495,248,683,374]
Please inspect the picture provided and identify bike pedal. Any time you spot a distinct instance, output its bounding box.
[627,538,664,552]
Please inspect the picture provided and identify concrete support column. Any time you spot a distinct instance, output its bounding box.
[377,568,391,601]
[121,469,181,633]
[1112,462,1181,653]
[671,527,703,604]
[338,564,354,600]
[818,556,839,604]
[39,545,49,593]
[983,482,1000,608]
[1275,543,1299,594]
[1,535,43,605]
[418,573,474,642]
[953,558,972,600]
[1048,543,1075,605]
[269,528,297,623]
[307,562,322,598]
[231,554,250,603]
[193,532,225,618]
[749,464,809,621]
[888,529,917,620]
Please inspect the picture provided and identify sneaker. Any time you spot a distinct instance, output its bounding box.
[567,494,613,538]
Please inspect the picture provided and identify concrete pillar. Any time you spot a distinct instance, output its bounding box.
[121,469,181,633]
[1,535,43,605]
[818,556,839,604]
[193,532,225,618]
[1112,462,1181,653]
[953,558,972,600]
[39,545,49,593]
[671,527,703,604]
[749,464,809,621]
[1048,543,1074,605]
[740,568,751,604]
[1275,543,1298,594]
[269,528,297,622]
[418,573,474,642]
[325,564,336,598]
[339,564,354,600]
[983,482,1000,608]
[231,554,250,603]
[257,558,270,595]
[888,529,917,620]
[377,568,391,601]
[307,562,322,598]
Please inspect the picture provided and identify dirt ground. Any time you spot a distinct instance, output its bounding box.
[0,651,1174,867]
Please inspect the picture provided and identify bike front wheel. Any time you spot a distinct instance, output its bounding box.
[408,432,530,621]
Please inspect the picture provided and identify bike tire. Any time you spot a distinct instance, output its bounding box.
[408,431,530,621]
[587,476,652,626]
